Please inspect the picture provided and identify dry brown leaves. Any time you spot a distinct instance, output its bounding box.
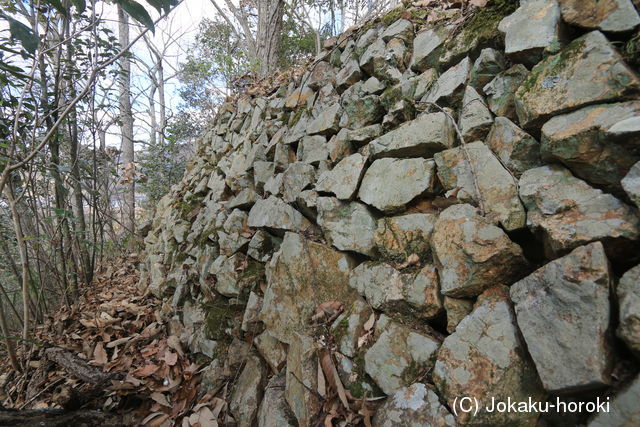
[0,257,222,426]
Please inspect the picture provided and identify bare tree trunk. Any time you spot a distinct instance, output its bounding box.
[118,6,135,234]
[0,292,21,372]
[4,186,31,340]
[256,0,284,76]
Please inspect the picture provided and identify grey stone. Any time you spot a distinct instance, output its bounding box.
[541,102,640,191]
[327,128,353,163]
[349,262,410,311]
[317,197,378,256]
[285,333,321,427]
[230,355,267,427]
[410,27,452,72]
[433,286,545,426]
[343,94,385,128]
[358,158,437,213]
[424,57,471,107]
[515,31,640,129]
[483,64,529,121]
[255,331,288,373]
[365,316,440,395]
[486,117,542,178]
[381,19,413,43]
[510,242,613,393]
[248,196,313,234]
[257,374,296,427]
[374,213,437,262]
[373,383,456,427]
[260,232,358,344]
[347,124,383,145]
[498,0,565,66]
[560,0,640,33]
[369,112,456,159]
[431,204,528,298]
[247,230,282,263]
[405,265,444,320]
[362,76,385,94]
[622,161,640,207]
[298,135,328,165]
[330,298,373,357]
[241,291,263,333]
[210,253,258,298]
[588,375,640,426]
[617,264,640,358]
[518,165,640,258]
[282,162,316,203]
[443,296,474,333]
[468,48,506,94]
[316,153,368,200]
[435,141,526,231]
[307,103,341,136]
[227,187,258,210]
[413,69,438,100]
[458,85,493,141]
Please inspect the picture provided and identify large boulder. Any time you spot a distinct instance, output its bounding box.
[315,153,368,200]
[540,102,640,191]
[559,0,640,33]
[373,383,456,427]
[498,0,565,66]
[433,286,545,426]
[458,86,493,141]
[486,117,542,178]
[364,316,441,395]
[431,204,528,298]
[617,264,640,358]
[358,158,437,213]
[514,31,640,129]
[410,26,451,72]
[374,213,437,262]
[434,141,526,231]
[316,197,378,256]
[248,196,314,235]
[368,112,456,159]
[510,242,614,393]
[260,232,358,344]
[518,165,640,259]
[424,57,471,107]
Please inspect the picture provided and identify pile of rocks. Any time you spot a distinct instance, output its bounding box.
[139,0,640,425]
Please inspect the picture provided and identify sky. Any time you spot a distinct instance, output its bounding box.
[103,0,220,149]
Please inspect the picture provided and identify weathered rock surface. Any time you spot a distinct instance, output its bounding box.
[260,232,358,344]
[331,298,373,358]
[560,0,640,33]
[617,264,640,358]
[424,56,471,106]
[443,296,473,333]
[431,204,528,298]
[458,85,493,141]
[369,112,456,159]
[483,64,529,121]
[316,197,378,256]
[365,316,440,395]
[285,333,321,427]
[248,196,313,234]
[410,26,451,72]
[510,242,613,393]
[518,165,640,258]
[486,116,541,177]
[257,374,296,427]
[349,262,408,311]
[541,102,640,191]
[469,48,505,94]
[435,141,526,231]
[315,153,367,199]
[623,161,640,207]
[588,375,640,426]
[515,31,640,129]
[358,158,436,213]
[498,0,565,66]
[373,383,456,427]
[230,355,267,427]
[374,213,437,262]
[434,286,545,426]
[282,162,316,203]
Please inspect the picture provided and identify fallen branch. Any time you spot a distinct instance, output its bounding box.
[44,348,111,385]
[0,408,124,426]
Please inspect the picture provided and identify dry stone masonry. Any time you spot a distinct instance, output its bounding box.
[139,1,640,425]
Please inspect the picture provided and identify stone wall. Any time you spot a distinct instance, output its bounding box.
[139,1,640,425]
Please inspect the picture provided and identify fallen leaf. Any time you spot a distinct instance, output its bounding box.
[363,313,375,332]
[93,342,108,365]
[151,391,172,407]
[132,364,160,377]
[165,351,178,366]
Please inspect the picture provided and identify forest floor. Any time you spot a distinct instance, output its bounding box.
[0,256,224,426]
